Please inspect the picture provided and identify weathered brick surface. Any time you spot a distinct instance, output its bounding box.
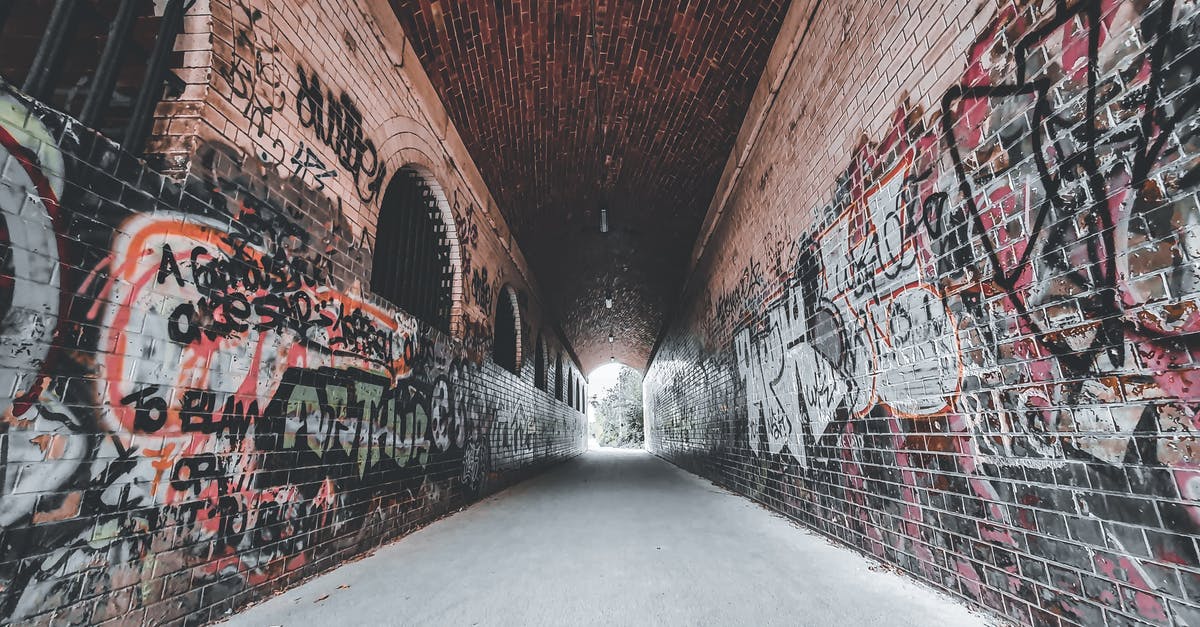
[646,0,1200,625]
[0,1,585,624]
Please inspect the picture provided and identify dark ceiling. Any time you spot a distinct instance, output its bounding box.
[388,0,790,373]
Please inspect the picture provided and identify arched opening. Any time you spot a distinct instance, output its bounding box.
[586,363,644,449]
[554,352,564,401]
[370,167,454,332]
[567,370,574,407]
[533,334,547,391]
[493,285,520,374]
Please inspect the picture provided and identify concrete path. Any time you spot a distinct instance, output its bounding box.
[220,448,987,627]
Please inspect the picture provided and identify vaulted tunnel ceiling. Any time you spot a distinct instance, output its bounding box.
[388,0,790,372]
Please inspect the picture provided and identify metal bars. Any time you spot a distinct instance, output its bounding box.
[11,0,186,154]
[122,0,185,151]
[371,169,453,333]
[79,0,139,127]
[22,0,79,101]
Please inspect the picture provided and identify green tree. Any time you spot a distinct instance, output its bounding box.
[592,367,644,448]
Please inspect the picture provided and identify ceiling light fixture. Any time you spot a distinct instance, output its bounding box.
[600,206,609,233]
[605,290,613,308]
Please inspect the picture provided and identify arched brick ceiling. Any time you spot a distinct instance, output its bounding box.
[388,0,790,372]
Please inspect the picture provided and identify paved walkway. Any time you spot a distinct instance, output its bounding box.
[221,448,986,626]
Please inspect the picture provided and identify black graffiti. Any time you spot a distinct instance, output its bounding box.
[181,389,258,442]
[220,0,285,160]
[155,222,396,364]
[290,141,338,190]
[170,453,226,497]
[905,191,974,275]
[454,197,479,275]
[109,361,484,550]
[939,0,1199,372]
[0,83,588,623]
[242,366,471,468]
[711,257,768,334]
[470,267,493,312]
[120,386,168,432]
[295,65,387,204]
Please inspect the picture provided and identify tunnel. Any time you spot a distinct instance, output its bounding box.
[0,0,1198,625]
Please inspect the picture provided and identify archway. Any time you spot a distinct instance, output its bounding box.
[493,285,521,373]
[585,363,644,449]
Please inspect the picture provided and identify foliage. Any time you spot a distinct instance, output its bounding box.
[592,367,644,448]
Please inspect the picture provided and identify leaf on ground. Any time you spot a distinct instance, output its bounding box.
[337,584,350,589]
[314,594,330,602]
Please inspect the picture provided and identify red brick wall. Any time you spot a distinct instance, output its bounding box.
[0,1,585,624]
[646,0,1200,624]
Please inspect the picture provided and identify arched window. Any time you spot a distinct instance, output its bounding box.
[371,168,453,331]
[567,370,574,407]
[554,353,564,401]
[534,334,546,391]
[493,286,520,374]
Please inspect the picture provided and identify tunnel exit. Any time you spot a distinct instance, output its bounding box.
[2,0,1198,625]
[586,364,645,450]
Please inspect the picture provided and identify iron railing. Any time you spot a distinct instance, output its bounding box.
[1,0,189,154]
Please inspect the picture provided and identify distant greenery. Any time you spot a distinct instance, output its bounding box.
[592,367,644,448]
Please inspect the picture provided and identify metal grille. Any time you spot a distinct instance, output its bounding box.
[0,0,189,153]
[371,168,453,332]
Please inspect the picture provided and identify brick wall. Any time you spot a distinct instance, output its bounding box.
[645,0,1200,625]
[0,1,585,624]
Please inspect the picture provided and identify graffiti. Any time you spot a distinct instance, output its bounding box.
[495,405,534,456]
[470,266,495,312]
[296,64,387,204]
[460,432,489,495]
[290,140,338,190]
[732,152,961,467]
[649,0,1200,624]
[461,317,491,363]
[0,94,65,422]
[128,211,400,377]
[453,195,480,276]
[0,86,585,623]
[938,0,1200,475]
[489,399,581,471]
[220,0,286,162]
